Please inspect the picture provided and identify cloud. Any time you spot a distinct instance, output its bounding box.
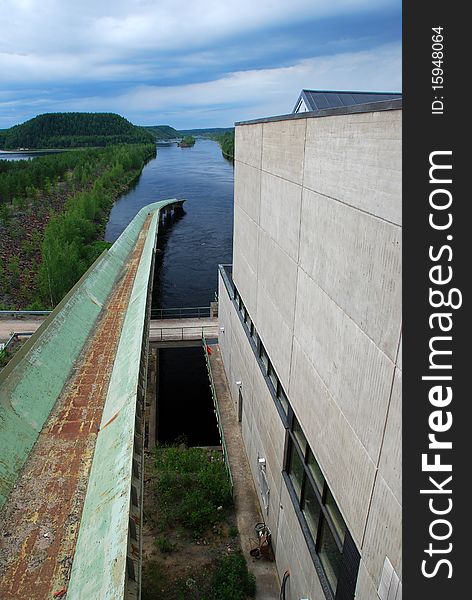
[0,1,401,128]
[3,42,399,128]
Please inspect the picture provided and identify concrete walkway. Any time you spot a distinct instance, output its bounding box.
[0,317,218,344]
[0,318,44,343]
[208,344,280,600]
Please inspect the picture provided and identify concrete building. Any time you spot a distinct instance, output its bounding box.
[217,98,402,600]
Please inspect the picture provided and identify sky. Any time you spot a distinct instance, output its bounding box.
[0,0,401,129]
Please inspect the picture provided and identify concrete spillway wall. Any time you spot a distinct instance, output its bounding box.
[66,202,163,599]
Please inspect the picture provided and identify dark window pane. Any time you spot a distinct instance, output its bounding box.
[293,417,307,456]
[307,450,324,494]
[288,442,304,501]
[319,518,343,593]
[325,489,347,543]
[277,386,289,416]
[260,345,269,373]
[302,478,321,541]
[268,361,277,391]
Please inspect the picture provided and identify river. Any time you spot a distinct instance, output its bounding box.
[105,139,234,308]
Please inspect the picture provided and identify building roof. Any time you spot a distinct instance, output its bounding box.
[293,89,402,113]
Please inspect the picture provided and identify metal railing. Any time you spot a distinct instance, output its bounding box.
[149,325,218,342]
[202,337,234,493]
[150,306,211,320]
[0,310,51,318]
[0,332,34,355]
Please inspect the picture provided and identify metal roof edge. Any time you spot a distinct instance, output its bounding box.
[235,98,402,126]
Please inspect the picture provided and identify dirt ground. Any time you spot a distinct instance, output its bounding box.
[141,451,241,600]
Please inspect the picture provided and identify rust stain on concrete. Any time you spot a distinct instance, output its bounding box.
[0,216,152,600]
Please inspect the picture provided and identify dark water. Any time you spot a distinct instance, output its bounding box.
[0,150,65,161]
[105,139,234,308]
[105,139,233,445]
[157,346,220,446]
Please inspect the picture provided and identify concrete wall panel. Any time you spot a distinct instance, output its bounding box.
[262,119,306,185]
[257,230,298,327]
[260,172,302,261]
[355,561,380,600]
[235,123,263,169]
[276,485,326,600]
[288,340,376,546]
[233,205,259,318]
[378,369,402,504]
[299,188,402,359]
[361,475,402,588]
[293,268,394,462]
[234,161,261,224]
[303,112,401,225]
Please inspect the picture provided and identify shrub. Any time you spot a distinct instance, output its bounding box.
[208,553,255,600]
[155,536,176,554]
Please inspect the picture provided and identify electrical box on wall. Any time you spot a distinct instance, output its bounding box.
[257,456,269,513]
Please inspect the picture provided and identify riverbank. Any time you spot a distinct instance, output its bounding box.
[0,144,155,309]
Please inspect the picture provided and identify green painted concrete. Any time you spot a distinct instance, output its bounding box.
[0,199,178,511]
[67,201,173,600]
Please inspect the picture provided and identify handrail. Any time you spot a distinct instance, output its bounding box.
[0,331,34,351]
[150,306,211,319]
[149,325,218,342]
[202,336,234,494]
[0,310,52,317]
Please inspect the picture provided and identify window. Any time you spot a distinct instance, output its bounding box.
[284,417,358,598]
[250,322,258,344]
[287,441,304,501]
[293,417,307,457]
[307,449,325,495]
[318,519,343,592]
[302,477,321,540]
[246,313,252,333]
[277,384,289,417]
[325,489,346,543]
[268,361,278,392]
[260,344,269,373]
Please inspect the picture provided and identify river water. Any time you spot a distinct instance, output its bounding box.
[105,139,234,308]
[105,139,233,445]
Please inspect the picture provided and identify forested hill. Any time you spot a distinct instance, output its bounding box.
[1,113,154,149]
[142,125,180,140]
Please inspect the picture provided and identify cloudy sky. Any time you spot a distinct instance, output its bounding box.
[0,0,401,129]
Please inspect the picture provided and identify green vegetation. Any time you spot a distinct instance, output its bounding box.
[38,143,154,306]
[155,536,177,554]
[178,135,196,147]
[0,143,155,308]
[0,130,8,150]
[1,113,153,149]
[0,149,92,204]
[214,131,234,159]
[143,125,180,140]
[179,127,234,137]
[208,553,256,600]
[153,445,232,536]
[143,445,253,600]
